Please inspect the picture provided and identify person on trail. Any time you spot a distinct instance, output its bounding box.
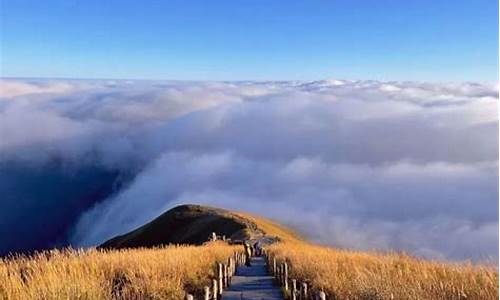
[253,241,261,256]
[244,242,252,266]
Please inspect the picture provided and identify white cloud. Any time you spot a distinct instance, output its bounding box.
[0,80,76,98]
[0,79,497,261]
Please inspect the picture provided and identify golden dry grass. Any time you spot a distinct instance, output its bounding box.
[1,208,497,300]
[0,242,240,300]
[267,242,498,300]
[234,212,303,242]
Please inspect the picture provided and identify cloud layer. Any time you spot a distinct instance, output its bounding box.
[0,78,497,261]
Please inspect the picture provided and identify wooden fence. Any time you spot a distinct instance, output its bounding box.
[265,252,327,300]
[185,251,245,300]
[186,232,324,300]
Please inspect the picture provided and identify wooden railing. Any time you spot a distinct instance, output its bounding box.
[265,252,327,300]
[188,232,322,300]
[185,250,245,300]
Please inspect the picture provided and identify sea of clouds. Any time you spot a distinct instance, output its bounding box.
[0,78,497,261]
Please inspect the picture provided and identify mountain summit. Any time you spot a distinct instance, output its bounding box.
[100,204,299,249]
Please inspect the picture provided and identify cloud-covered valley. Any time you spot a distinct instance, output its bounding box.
[0,78,497,261]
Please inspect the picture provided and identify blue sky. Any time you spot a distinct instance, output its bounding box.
[1,0,498,81]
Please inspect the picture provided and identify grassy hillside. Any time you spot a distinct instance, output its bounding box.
[0,242,238,300]
[267,242,498,300]
[101,204,301,249]
[0,204,497,300]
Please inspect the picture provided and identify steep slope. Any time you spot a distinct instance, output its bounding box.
[100,204,299,249]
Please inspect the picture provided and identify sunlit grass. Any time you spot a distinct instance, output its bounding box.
[0,212,497,300]
[267,242,498,300]
[0,242,239,300]
[234,212,303,242]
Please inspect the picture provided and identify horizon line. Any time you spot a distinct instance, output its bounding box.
[1,75,498,84]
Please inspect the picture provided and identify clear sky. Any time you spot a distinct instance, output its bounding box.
[1,0,498,81]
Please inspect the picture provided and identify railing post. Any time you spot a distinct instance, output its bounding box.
[230,257,234,275]
[276,263,281,282]
[279,263,283,285]
[283,262,288,291]
[223,264,228,287]
[218,263,224,294]
[268,255,272,272]
[273,257,277,275]
[212,232,217,241]
[229,257,235,277]
[317,291,326,300]
[186,294,194,300]
[212,279,218,300]
[291,279,297,300]
[281,264,285,285]
[204,286,210,300]
[301,282,308,300]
